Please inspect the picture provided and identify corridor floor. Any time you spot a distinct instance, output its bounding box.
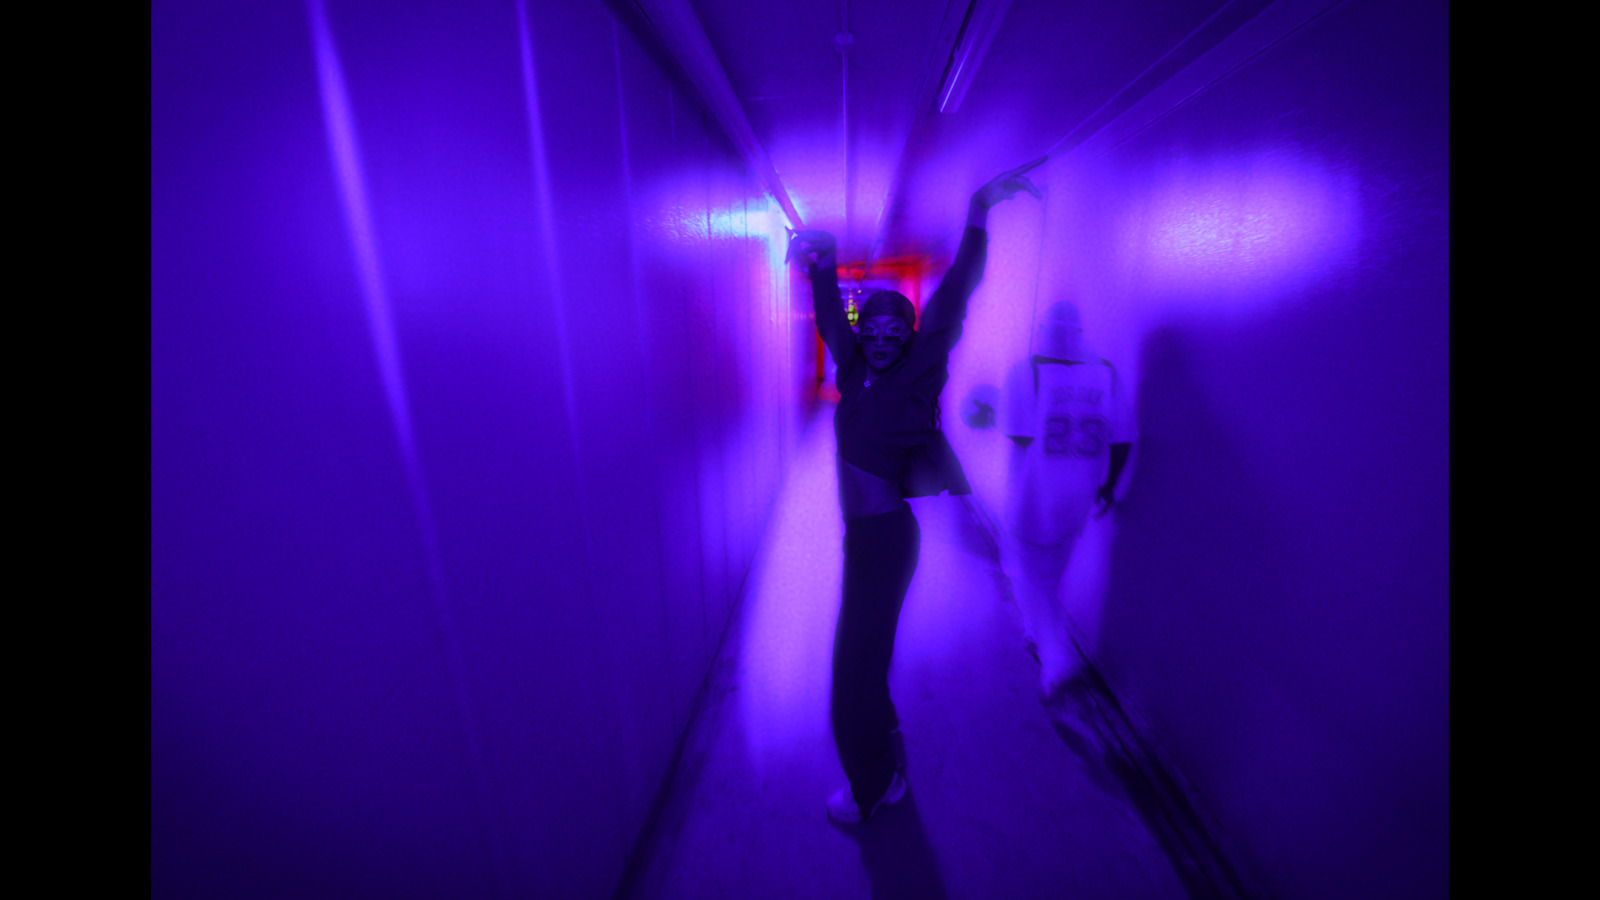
[627,403,1189,900]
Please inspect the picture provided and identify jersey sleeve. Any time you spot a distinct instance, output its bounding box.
[1001,360,1034,439]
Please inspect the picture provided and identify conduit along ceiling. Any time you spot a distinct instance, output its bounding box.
[647,0,1280,269]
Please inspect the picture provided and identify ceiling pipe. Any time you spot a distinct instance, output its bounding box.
[934,0,1014,114]
[631,0,804,228]
[1046,0,1340,164]
[860,0,987,274]
[837,0,853,259]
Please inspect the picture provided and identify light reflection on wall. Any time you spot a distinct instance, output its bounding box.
[308,0,508,886]
[641,177,788,263]
[1113,147,1363,307]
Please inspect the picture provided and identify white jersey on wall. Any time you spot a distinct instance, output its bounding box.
[1002,356,1135,544]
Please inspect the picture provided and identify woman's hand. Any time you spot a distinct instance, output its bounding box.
[786,229,837,270]
[971,156,1047,210]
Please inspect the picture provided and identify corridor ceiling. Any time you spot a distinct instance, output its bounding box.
[675,0,1265,265]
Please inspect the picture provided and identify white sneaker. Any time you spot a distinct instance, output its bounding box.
[826,771,907,824]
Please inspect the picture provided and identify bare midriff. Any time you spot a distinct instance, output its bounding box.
[838,455,910,520]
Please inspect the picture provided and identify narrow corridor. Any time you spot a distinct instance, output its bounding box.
[628,403,1187,900]
[152,3,1448,895]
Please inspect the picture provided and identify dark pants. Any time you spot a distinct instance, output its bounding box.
[832,506,920,812]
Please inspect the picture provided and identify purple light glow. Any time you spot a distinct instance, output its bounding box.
[307,0,407,447]
[154,0,1446,894]
[517,0,584,451]
[1115,147,1363,305]
[305,1,509,890]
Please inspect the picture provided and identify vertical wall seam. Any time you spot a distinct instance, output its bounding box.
[516,2,626,887]
[664,82,713,679]
[612,16,673,688]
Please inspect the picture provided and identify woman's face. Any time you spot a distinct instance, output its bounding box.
[859,315,911,372]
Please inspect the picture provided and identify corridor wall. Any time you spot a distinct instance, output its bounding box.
[946,1,1447,897]
[151,1,811,897]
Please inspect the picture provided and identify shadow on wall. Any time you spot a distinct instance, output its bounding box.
[1098,322,1446,900]
[1104,323,1297,709]
[1099,325,1293,894]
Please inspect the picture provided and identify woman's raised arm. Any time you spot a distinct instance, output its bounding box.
[789,229,855,366]
[921,157,1048,340]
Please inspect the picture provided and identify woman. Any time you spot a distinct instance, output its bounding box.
[790,157,1045,824]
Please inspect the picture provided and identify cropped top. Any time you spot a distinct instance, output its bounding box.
[809,226,988,498]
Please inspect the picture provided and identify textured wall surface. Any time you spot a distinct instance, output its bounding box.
[151,2,811,896]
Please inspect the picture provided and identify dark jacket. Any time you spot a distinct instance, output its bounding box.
[810,226,988,497]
